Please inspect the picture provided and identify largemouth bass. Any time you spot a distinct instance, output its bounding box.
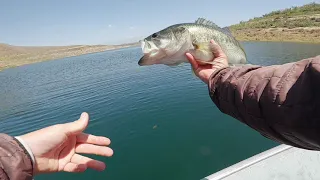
[138,18,247,66]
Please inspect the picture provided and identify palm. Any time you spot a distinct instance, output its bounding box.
[56,134,106,173]
[193,63,215,83]
[20,113,113,174]
[57,136,78,172]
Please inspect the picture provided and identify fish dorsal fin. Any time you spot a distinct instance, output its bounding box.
[222,26,233,36]
[195,18,235,37]
[195,18,221,29]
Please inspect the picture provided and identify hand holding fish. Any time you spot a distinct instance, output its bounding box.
[186,40,228,84]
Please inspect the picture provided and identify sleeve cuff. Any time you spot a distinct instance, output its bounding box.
[14,136,35,173]
[208,67,230,95]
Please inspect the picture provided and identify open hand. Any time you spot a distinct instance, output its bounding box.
[186,40,229,84]
[19,112,113,174]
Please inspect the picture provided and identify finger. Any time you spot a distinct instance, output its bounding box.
[65,112,89,135]
[210,40,227,58]
[75,143,114,157]
[63,163,87,173]
[77,133,111,146]
[185,53,198,70]
[71,154,106,171]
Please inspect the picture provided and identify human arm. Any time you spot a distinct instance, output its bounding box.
[208,56,320,150]
[186,40,320,150]
[0,112,113,180]
[0,134,33,180]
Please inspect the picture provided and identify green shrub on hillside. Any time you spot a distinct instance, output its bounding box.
[230,2,320,30]
[263,2,320,18]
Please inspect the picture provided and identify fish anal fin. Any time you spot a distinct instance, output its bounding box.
[166,62,182,67]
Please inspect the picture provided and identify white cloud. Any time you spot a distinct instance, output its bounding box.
[108,24,113,28]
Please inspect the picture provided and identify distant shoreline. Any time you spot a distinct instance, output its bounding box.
[0,43,139,71]
[232,27,320,44]
[1,36,319,72]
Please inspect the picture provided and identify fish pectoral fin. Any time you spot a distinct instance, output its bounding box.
[192,42,211,51]
[192,42,199,50]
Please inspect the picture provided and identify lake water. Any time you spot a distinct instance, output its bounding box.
[0,41,319,180]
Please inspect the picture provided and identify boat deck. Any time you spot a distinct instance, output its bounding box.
[202,144,320,180]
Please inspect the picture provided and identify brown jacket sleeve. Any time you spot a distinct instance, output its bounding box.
[208,55,320,150]
[0,134,33,180]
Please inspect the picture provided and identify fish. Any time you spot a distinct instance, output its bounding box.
[138,18,247,67]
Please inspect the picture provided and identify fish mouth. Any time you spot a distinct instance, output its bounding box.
[138,40,149,66]
[138,39,165,66]
[138,55,155,66]
[140,39,150,54]
[138,56,146,66]
[138,47,160,66]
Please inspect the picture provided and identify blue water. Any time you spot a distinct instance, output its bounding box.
[0,41,319,180]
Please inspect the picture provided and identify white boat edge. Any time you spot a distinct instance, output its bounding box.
[201,144,298,180]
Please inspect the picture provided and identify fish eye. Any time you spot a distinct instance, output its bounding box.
[151,33,158,38]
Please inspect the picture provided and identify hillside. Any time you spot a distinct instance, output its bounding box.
[0,43,139,71]
[230,2,320,43]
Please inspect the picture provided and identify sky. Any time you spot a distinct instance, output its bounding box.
[0,0,318,46]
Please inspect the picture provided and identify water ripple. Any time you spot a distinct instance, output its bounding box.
[0,43,319,180]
